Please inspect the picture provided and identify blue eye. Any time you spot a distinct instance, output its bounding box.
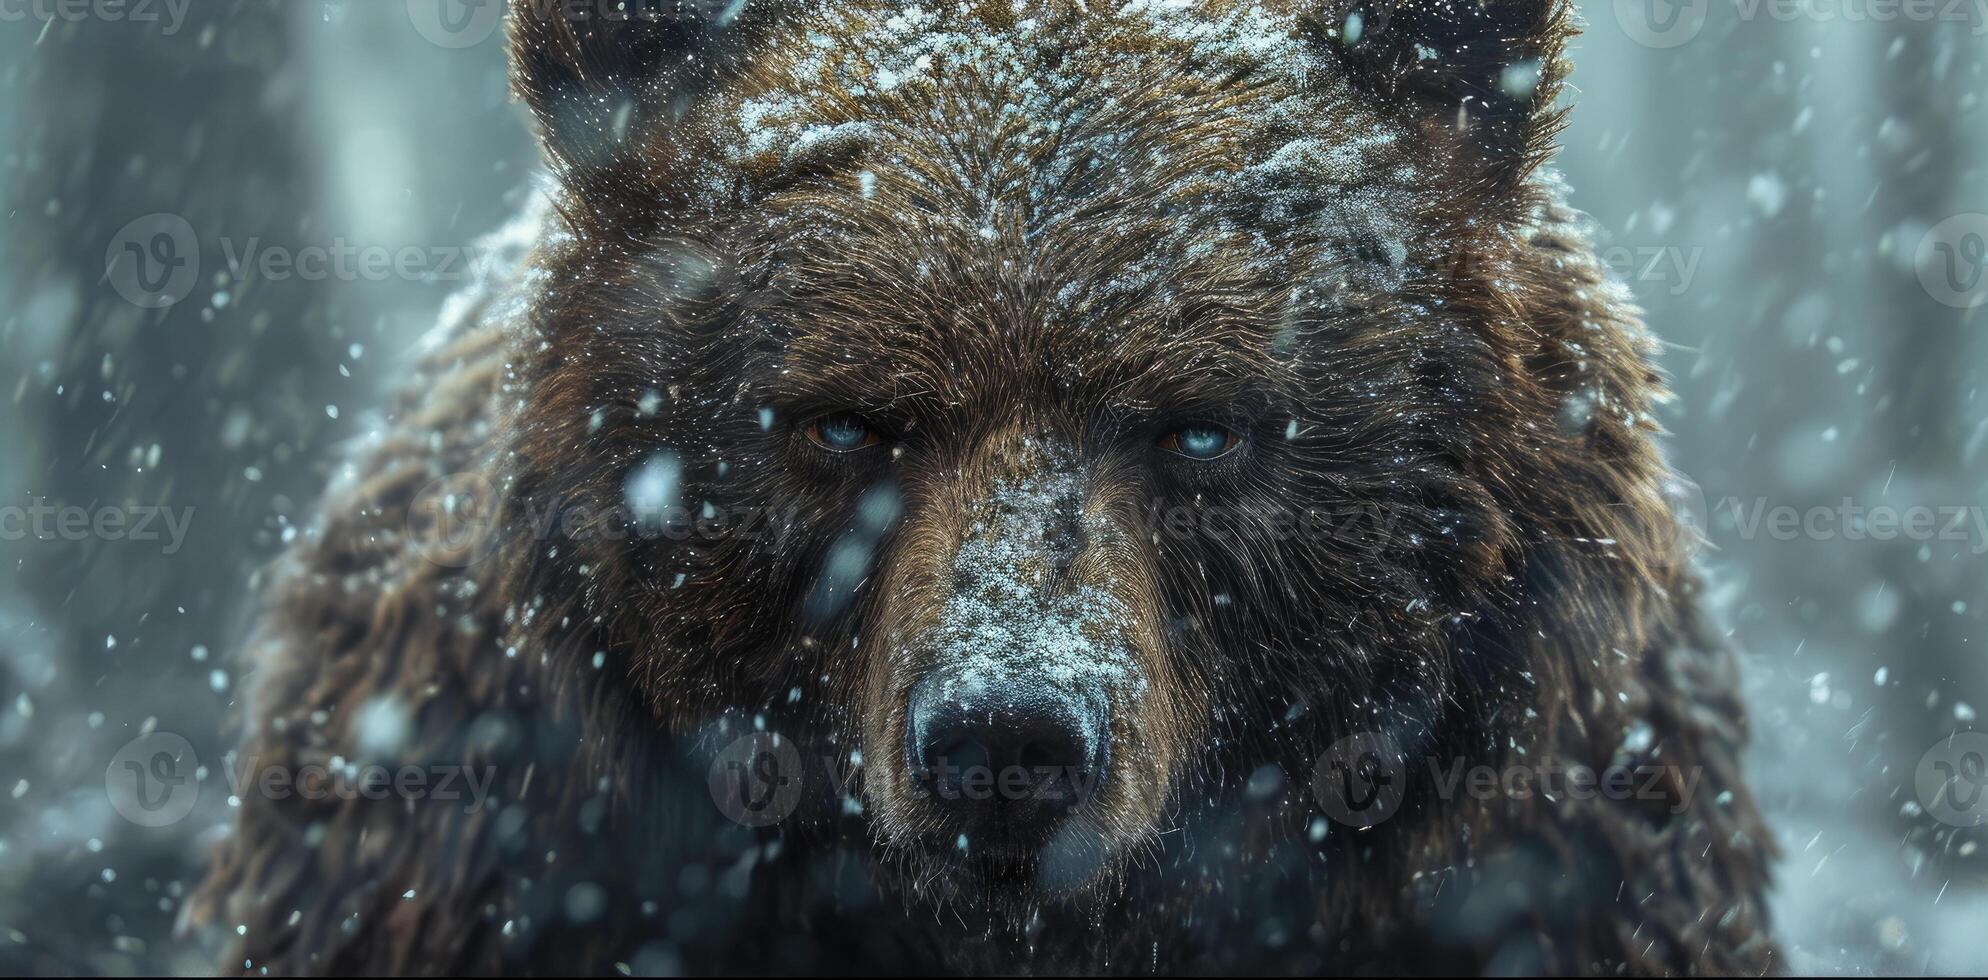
[1162,423,1239,459]
[806,414,881,452]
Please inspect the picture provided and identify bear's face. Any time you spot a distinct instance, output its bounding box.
[508,0,1575,898]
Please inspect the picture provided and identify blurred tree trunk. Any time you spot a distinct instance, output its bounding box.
[0,4,531,972]
[0,5,327,973]
[1864,17,1987,893]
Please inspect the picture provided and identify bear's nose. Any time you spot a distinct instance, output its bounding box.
[906,673,1109,838]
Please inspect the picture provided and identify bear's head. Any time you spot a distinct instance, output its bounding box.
[500,0,1677,906]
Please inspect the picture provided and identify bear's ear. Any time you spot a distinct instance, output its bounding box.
[1308,0,1572,191]
[508,0,789,211]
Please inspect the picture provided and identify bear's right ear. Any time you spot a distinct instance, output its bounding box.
[1307,0,1572,193]
[508,0,789,214]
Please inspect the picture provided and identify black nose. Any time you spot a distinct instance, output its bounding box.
[907,674,1109,838]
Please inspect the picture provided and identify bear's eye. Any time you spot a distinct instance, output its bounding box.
[1159,423,1240,460]
[805,413,882,452]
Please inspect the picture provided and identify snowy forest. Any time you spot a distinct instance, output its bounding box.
[1,0,1985,974]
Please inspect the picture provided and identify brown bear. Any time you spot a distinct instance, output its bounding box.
[193,0,1777,974]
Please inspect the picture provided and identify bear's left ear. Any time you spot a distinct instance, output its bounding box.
[1309,0,1572,191]
[508,1,793,216]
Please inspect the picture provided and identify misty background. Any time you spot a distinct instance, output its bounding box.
[1,0,1983,973]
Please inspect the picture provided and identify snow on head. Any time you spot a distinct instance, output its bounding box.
[701,1,1428,321]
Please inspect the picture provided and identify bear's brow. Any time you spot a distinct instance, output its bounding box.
[759,285,1285,424]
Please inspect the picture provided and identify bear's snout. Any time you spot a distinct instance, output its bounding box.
[906,669,1110,841]
[859,430,1193,882]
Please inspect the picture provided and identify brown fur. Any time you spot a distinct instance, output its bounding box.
[194,0,1776,973]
